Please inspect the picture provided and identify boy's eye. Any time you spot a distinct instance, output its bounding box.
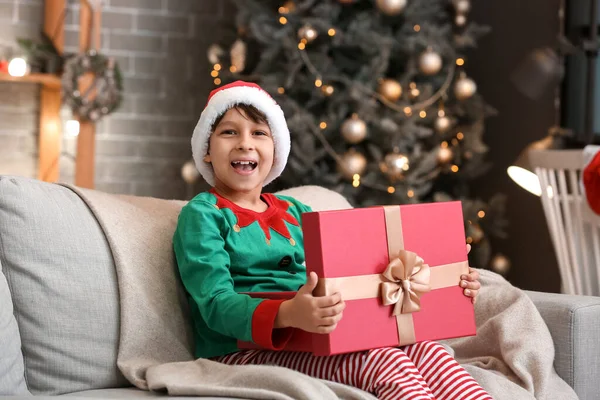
[221,130,236,135]
[254,131,268,136]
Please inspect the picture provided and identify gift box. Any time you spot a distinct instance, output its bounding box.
[240,201,476,355]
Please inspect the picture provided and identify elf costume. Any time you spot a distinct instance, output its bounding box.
[173,81,493,400]
[174,189,311,359]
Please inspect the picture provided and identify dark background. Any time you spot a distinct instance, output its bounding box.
[467,0,563,292]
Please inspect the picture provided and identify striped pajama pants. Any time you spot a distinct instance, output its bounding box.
[214,341,492,400]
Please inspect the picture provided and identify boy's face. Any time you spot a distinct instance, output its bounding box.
[204,107,275,194]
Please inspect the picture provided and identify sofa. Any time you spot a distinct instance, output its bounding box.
[1,175,599,399]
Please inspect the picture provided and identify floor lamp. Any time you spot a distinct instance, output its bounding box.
[508,0,598,195]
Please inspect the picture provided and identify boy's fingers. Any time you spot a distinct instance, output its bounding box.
[464,288,478,298]
[299,272,318,294]
[318,301,345,317]
[468,280,481,290]
[316,324,338,334]
[460,279,481,290]
[461,268,480,282]
[316,292,342,307]
[320,313,343,327]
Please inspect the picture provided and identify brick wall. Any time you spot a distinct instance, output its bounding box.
[0,0,224,199]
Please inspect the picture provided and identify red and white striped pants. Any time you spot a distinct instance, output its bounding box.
[214,341,492,400]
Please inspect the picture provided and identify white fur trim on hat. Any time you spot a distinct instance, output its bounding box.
[191,82,290,187]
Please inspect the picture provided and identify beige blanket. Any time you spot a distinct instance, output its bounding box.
[65,184,577,400]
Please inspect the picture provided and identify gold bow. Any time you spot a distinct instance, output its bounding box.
[380,250,432,315]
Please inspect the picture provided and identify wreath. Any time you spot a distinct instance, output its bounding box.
[62,49,123,122]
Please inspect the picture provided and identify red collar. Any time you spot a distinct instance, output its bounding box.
[210,189,299,241]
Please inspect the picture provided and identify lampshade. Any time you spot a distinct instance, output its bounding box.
[511,47,564,100]
[507,134,562,196]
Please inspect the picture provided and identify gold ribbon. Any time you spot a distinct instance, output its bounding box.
[315,205,468,346]
[381,250,431,316]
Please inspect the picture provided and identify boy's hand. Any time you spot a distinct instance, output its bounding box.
[277,272,345,334]
[462,244,481,304]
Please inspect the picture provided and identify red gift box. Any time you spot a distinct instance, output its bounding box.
[239,201,476,355]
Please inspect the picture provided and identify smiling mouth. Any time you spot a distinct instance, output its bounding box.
[231,160,258,172]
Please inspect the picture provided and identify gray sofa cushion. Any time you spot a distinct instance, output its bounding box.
[526,290,600,400]
[0,267,29,395]
[0,176,129,395]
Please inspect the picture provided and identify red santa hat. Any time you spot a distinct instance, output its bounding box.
[191,81,291,187]
[582,145,600,215]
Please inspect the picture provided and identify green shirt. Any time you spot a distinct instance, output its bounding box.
[173,189,312,359]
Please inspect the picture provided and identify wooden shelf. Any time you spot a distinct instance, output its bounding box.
[0,73,61,89]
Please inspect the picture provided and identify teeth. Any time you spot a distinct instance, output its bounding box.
[232,161,256,165]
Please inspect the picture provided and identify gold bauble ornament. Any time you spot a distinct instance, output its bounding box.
[338,149,368,179]
[455,14,467,26]
[437,147,454,164]
[434,115,452,133]
[298,24,318,43]
[378,78,402,102]
[181,160,200,184]
[454,74,477,100]
[376,0,407,16]
[341,114,368,144]
[380,152,409,181]
[419,48,443,75]
[490,254,511,275]
[280,0,296,13]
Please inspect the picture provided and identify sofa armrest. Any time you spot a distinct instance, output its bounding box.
[525,290,600,400]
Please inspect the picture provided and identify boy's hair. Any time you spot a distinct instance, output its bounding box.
[210,104,268,133]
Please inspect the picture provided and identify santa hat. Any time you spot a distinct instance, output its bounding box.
[191,81,290,187]
[582,145,600,215]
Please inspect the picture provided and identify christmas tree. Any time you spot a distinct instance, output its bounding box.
[206,0,508,270]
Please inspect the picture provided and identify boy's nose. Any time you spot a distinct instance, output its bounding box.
[236,133,255,150]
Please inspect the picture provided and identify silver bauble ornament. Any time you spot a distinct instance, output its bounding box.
[378,78,402,102]
[341,114,368,144]
[419,48,443,75]
[434,115,452,133]
[207,44,225,65]
[298,24,318,43]
[454,74,477,100]
[230,39,247,73]
[181,160,200,184]
[338,149,368,179]
[453,0,471,14]
[380,152,409,181]
[490,254,511,275]
[455,14,467,26]
[437,147,454,164]
[376,0,407,16]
